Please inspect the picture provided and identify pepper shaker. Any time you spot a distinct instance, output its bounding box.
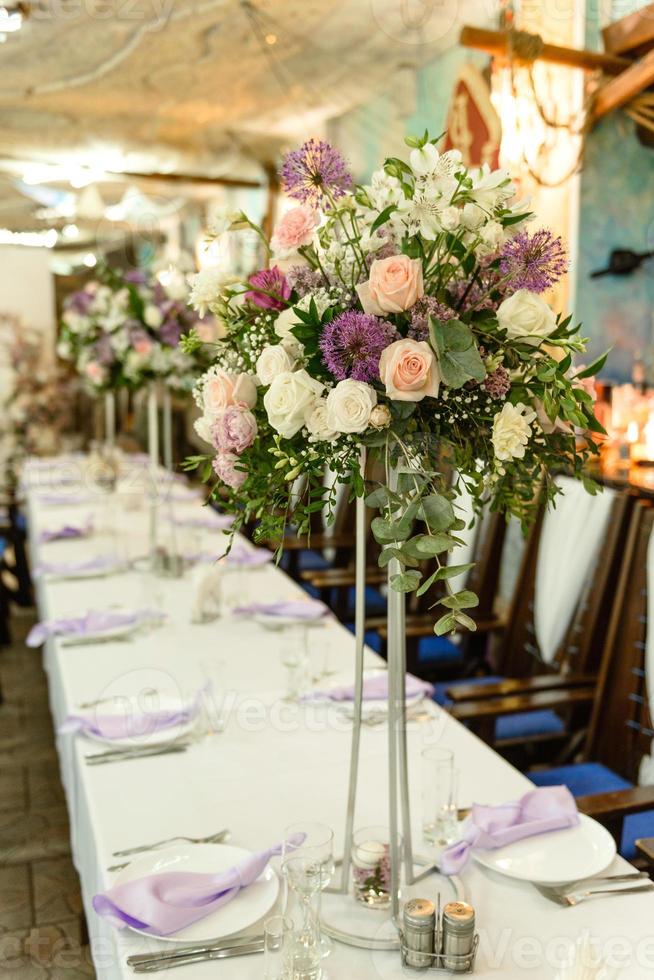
[403,898,435,969]
[441,901,475,972]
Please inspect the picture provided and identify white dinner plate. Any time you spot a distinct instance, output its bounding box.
[60,622,139,646]
[82,694,198,747]
[336,690,425,720]
[114,843,279,943]
[473,813,616,885]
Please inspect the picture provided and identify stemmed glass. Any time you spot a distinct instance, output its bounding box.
[282,822,334,961]
[282,855,323,980]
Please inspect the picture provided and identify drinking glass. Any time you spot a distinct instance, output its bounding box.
[422,746,459,846]
[282,821,335,889]
[283,855,323,980]
[279,627,309,701]
[351,825,400,908]
[264,914,294,980]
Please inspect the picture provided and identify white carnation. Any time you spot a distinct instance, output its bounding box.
[492,402,536,461]
[188,267,226,317]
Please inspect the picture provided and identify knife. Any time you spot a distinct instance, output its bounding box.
[85,745,188,765]
[128,934,264,971]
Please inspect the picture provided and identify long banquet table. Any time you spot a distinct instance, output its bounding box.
[24,456,654,978]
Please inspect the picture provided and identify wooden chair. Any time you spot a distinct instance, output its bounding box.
[522,501,654,862]
[443,486,632,760]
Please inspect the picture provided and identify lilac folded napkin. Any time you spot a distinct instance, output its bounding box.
[223,545,273,567]
[93,834,303,936]
[26,609,162,648]
[170,513,233,531]
[58,685,208,741]
[38,492,95,506]
[233,599,328,619]
[440,786,580,875]
[38,521,93,544]
[33,556,123,579]
[306,672,434,702]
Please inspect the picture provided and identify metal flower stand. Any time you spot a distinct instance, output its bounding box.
[320,451,446,951]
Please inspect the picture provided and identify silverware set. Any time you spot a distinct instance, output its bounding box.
[126,934,264,973]
[536,872,653,906]
[107,828,230,871]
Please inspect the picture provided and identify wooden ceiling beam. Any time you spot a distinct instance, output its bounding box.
[459,25,633,76]
[602,2,654,58]
[594,46,654,118]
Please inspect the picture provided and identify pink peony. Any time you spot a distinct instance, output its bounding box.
[203,370,257,414]
[271,205,320,255]
[85,361,106,384]
[356,255,424,315]
[212,405,258,453]
[212,452,247,490]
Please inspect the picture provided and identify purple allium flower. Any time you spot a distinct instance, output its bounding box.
[124,269,148,284]
[66,290,94,314]
[499,229,567,293]
[408,297,457,342]
[320,311,398,383]
[483,365,510,399]
[245,266,291,311]
[160,319,182,347]
[280,139,352,206]
[94,334,115,366]
[286,264,324,297]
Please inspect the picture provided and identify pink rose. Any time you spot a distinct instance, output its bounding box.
[85,361,106,384]
[271,206,320,255]
[203,370,257,414]
[378,338,440,402]
[212,451,246,490]
[357,255,424,315]
[212,405,258,453]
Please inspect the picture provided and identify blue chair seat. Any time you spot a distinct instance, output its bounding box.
[433,676,565,741]
[0,536,8,558]
[530,762,648,859]
[344,586,387,617]
[280,549,330,575]
[15,513,27,533]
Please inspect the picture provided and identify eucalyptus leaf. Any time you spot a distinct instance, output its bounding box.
[434,613,457,636]
[390,570,422,593]
[434,562,475,581]
[419,494,455,531]
[439,589,479,610]
[454,611,477,631]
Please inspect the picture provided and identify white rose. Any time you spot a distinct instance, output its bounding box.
[370,404,392,430]
[497,290,557,346]
[144,304,163,328]
[194,414,214,445]
[305,400,337,442]
[263,369,324,439]
[492,402,537,461]
[326,379,377,434]
[274,306,301,343]
[255,344,296,386]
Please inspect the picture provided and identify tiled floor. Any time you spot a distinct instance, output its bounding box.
[0,614,95,977]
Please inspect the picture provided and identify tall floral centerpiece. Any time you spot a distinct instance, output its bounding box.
[184,133,605,632]
[183,134,606,934]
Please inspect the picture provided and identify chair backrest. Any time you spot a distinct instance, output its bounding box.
[499,484,632,679]
[586,502,654,784]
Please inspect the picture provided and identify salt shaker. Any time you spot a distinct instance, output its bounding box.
[403,898,435,969]
[441,901,475,972]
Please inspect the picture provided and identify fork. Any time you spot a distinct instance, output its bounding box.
[539,882,654,906]
[111,827,230,858]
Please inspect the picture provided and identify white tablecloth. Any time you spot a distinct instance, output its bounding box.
[24,458,654,979]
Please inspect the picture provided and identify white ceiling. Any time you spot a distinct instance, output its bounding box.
[0,0,496,231]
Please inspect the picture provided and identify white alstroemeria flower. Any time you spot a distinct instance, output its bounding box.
[409,142,441,176]
[414,149,462,201]
[470,165,515,211]
[397,193,442,240]
[366,169,403,210]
